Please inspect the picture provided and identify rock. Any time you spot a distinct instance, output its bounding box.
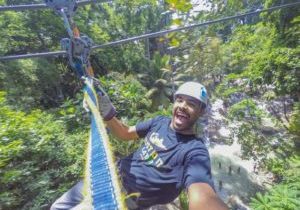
[218,108,227,116]
[227,195,250,210]
[229,92,246,105]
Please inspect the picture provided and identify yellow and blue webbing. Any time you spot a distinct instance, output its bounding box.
[42,2,126,208]
[81,77,126,210]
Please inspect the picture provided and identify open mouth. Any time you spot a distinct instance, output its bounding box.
[174,110,190,125]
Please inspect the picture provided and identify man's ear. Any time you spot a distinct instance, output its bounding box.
[198,109,205,117]
[195,108,204,119]
[198,104,206,116]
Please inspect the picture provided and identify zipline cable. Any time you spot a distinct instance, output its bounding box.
[0,0,111,12]
[0,51,66,60]
[0,1,299,61]
[0,3,47,11]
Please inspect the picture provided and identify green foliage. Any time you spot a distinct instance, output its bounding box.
[262,90,277,101]
[144,104,173,119]
[211,7,300,175]
[0,6,63,54]
[97,73,173,157]
[289,103,300,145]
[109,134,142,158]
[1,58,72,109]
[0,0,171,109]
[284,15,300,47]
[178,35,225,85]
[235,123,270,161]
[246,47,300,98]
[284,156,300,184]
[223,21,299,100]
[250,192,273,210]
[140,52,176,110]
[0,1,70,108]
[215,73,244,99]
[81,0,169,74]
[265,158,288,179]
[224,23,277,75]
[262,0,300,42]
[1,0,300,209]
[228,99,263,121]
[98,73,152,156]
[179,191,188,210]
[228,99,295,164]
[266,155,300,182]
[250,155,300,210]
[99,72,151,121]
[0,91,87,209]
[56,92,90,131]
[217,86,242,99]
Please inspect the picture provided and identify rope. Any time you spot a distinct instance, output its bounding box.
[0,1,299,61]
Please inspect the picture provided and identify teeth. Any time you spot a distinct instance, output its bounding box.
[177,112,188,118]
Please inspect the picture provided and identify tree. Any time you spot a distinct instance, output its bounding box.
[251,156,300,210]
[0,91,87,209]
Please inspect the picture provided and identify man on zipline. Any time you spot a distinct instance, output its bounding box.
[51,81,228,210]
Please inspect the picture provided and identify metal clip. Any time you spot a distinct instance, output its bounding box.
[60,35,94,74]
[71,36,93,63]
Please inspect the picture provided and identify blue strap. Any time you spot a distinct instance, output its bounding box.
[83,81,125,210]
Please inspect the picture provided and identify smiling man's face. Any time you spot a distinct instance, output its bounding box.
[171,94,204,135]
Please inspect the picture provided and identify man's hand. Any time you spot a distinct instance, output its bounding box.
[188,183,228,210]
[93,80,116,121]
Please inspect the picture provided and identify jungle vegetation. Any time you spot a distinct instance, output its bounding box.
[0,0,299,209]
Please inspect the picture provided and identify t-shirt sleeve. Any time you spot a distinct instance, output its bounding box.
[135,116,165,138]
[183,147,215,191]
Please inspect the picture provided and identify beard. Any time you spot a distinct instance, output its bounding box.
[171,108,197,134]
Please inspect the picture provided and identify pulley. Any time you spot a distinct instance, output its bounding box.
[61,36,94,69]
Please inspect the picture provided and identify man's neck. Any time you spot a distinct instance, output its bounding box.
[169,123,195,136]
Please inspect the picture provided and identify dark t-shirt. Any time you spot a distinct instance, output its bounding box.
[118,116,214,208]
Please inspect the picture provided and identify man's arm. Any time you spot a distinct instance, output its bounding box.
[188,183,228,210]
[105,117,139,141]
[91,82,139,141]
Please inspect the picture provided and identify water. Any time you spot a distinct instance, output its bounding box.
[202,99,272,208]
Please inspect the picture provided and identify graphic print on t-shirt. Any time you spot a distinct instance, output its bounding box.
[148,132,167,150]
[140,132,166,167]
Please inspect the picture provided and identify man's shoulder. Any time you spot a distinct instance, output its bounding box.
[153,115,171,120]
[151,115,171,124]
[179,133,206,145]
[186,138,206,147]
[183,138,209,156]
